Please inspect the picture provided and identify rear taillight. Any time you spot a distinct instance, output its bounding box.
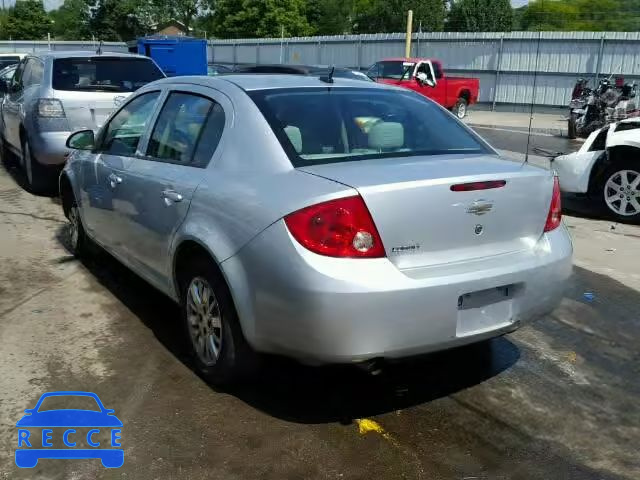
[37,98,65,118]
[284,195,385,258]
[544,176,562,232]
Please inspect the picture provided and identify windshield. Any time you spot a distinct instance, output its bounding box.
[52,57,164,92]
[250,87,489,167]
[369,61,415,80]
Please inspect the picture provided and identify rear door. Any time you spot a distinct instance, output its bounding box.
[81,90,163,250]
[51,56,164,131]
[2,58,27,150]
[120,87,229,290]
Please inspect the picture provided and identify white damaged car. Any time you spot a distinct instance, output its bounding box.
[554,118,640,222]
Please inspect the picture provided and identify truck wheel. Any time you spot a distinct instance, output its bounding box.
[600,160,640,223]
[453,98,468,119]
[568,113,578,139]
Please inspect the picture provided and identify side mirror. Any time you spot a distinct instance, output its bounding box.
[66,129,95,150]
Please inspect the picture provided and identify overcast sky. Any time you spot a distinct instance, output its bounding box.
[4,0,531,12]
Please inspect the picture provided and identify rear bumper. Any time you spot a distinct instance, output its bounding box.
[30,131,71,166]
[222,221,573,364]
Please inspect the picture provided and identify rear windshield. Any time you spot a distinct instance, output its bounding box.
[249,87,489,167]
[0,57,21,70]
[52,57,164,92]
[369,61,415,80]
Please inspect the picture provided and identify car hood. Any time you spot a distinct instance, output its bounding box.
[16,410,123,427]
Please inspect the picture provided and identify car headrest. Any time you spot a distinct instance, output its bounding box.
[284,125,302,153]
[368,122,404,150]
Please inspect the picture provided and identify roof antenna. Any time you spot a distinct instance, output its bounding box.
[96,40,103,55]
[320,66,335,84]
[524,31,542,165]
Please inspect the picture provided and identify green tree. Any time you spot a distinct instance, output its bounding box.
[306,0,357,35]
[49,0,92,40]
[2,0,52,40]
[354,0,447,34]
[520,0,634,32]
[212,0,314,38]
[89,0,154,41]
[447,0,513,32]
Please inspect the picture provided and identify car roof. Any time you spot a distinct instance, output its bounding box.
[30,50,150,60]
[151,74,393,92]
[382,57,438,63]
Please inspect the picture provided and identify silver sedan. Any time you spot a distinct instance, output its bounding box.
[60,74,573,384]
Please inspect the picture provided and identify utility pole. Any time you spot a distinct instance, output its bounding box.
[405,10,413,58]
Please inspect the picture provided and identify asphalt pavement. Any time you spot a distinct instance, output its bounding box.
[1,147,639,479]
[473,126,581,158]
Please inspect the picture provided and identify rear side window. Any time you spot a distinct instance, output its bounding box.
[147,92,225,167]
[590,126,609,151]
[52,57,164,92]
[249,87,488,167]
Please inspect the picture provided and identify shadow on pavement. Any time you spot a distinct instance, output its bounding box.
[56,224,520,425]
[0,148,58,197]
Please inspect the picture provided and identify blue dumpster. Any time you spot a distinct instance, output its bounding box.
[133,36,207,77]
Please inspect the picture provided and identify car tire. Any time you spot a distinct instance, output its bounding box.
[453,98,468,119]
[67,199,90,258]
[22,138,52,194]
[600,160,640,223]
[179,257,258,385]
[568,113,578,140]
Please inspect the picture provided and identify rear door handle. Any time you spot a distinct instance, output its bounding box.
[108,173,122,188]
[162,189,183,204]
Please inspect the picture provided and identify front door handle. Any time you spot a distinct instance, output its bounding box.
[162,189,183,204]
[108,173,122,188]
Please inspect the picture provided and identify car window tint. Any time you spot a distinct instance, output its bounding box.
[192,102,226,167]
[30,60,44,86]
[250,87,488,167]
[21,59,33,88]
[590,126,609,151]
[52,57,164,93]
[147,92,216,165]
[101,91,160,156]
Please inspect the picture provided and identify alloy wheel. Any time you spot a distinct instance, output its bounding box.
[457,102,467,119]
[186,276,223,366]
[604,169,640,216]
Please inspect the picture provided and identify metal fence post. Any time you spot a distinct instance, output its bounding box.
[256,42,261,64]
[594,33,606,84]
[317,40,322,64]
[210,41,215,64]
[492,33,505,111]
[232,42,237,66]
[357,37,362,70]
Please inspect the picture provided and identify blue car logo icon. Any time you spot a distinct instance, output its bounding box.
[16,391,123,468]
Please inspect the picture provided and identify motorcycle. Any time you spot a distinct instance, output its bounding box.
[568,77,638,139]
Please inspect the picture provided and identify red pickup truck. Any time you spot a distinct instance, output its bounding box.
[367,58,480,119]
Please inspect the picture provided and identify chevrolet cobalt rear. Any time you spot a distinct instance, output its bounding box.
[60,75,572,383]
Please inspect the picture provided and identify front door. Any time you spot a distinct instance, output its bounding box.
[121,89,228,291]
[414,61,446,106]
[81,90,162,251]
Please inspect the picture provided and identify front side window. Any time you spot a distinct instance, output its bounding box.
[147,92,224,166]
[250,88,489,167]
[52,57,164,93]
[101,91,160,156]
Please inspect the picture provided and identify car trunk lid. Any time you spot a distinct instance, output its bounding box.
[298,154,554,270]
[53,90,129,130]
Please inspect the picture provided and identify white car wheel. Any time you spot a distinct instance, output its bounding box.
[603,169,640,217]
